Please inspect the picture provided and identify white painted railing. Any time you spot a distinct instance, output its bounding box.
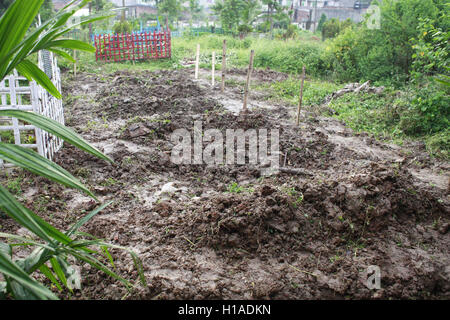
[0,51,64,168]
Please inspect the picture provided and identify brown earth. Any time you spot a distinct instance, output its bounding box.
[1,68,449,300]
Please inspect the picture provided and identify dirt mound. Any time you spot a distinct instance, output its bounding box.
[96,70,220,118]
[2,68,448,300]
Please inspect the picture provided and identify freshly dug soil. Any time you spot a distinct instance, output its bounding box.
[1,68,448,300]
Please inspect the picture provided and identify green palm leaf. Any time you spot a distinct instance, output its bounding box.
[0,0,101,98]
[0,185,72,245]
[0,142,97,199]
[0,251,58,300]
[0,109,112,163]
[15,59,61,99]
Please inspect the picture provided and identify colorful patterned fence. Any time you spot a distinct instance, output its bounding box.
[94,30,171,63]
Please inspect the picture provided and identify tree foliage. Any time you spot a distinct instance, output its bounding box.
[158,0,182,25]
[188,0,202,24]
[317,13,327,32]
[113,20,132,34]
[326,0,445,82]
[321,18,353,40]
[212,0,245,33]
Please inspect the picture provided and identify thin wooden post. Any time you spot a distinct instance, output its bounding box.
[211,51,215,86]
[296,66,306,126]
[73,50,77,77]
[242,50,255,113]
[221,39,227,93]
[194,43,200,79]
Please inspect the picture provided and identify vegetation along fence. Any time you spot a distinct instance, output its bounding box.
[0,50,64,167]
[89,24,162,43]
[94,30,171,63]
[171,27,228,38]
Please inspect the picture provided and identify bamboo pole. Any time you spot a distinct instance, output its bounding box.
[296,66,306,126]
[194,43,200,79]
[242,50,255,113]
[211,51,215,86]
[221,39,227,93]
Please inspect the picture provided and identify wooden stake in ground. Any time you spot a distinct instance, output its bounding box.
[211,51,215,86]
[74,50,77,78]
[194,43,200,79]
[221,40,227,93]
[242,50,255,113]
[296,66,306,126]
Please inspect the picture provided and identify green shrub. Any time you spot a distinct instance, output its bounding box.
[325,0,442,83]
[322,18,353,40]
[399,82,449,136]
[411,18,449,79]
[317,14,327,32]
[253,42,327,76]
[113,20,132,34]
[238,24,252,34]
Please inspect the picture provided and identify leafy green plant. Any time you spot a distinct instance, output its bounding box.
[317,14,327,33]
[325,0,442,83]
[113,20,132,35]
[6,176,22,195]
[0,0,145,300]
[435,67,450,87]
[226,182,254,194]
[411,18,449,79]
[321,18,353,40]
[227,182,244,193]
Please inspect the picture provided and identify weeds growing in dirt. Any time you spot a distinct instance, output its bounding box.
[226,182,254,194]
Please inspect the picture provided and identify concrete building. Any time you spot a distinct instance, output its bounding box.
[291,0,371,31]
[97,0,157,18]
[53,0,157,18]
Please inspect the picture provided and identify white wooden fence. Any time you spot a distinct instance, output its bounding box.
[0,50,64,168]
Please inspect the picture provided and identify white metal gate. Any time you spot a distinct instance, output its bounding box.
[0,51,64,168]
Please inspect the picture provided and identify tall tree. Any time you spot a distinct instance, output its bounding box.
[261,0,276,34]
[188,0,202,25]
[212,0,245,32]
[241,0,261,27]
[158,0,182,25]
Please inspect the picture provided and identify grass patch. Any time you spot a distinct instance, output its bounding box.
[328,87,449,159]
[61,33,328,76]
[255,77,342,106]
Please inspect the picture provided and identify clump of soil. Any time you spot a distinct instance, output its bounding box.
[1,68,448,300]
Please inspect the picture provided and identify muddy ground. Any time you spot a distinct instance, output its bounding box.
[1,67,449,299]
